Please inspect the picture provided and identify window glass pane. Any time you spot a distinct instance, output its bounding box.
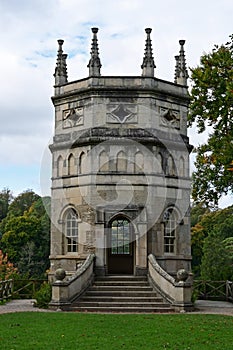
[66,210,78,252]
[164,209,176,254]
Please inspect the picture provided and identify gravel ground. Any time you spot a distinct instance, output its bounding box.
[0,299,232,315]
[0,299,54,314]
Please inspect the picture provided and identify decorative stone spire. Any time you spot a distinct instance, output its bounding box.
[87,27,102,76]
[174,55,180,84]
[141,28,156,77]
[54,39,68,85]
[174,40,188,86]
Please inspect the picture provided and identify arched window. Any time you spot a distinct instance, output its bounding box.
[117,151,127,172]
[57,155,63,177]
[66,209,78,253]
[79,152,86,174]
[134,151,144,172]
[68,154,75,175]
[179,156,185,177]
[163,208,178,254]
[99,150,108,172]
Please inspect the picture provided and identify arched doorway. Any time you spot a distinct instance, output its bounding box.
[107,217,134,274]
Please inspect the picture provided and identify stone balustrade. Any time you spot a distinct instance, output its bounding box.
[50,254,95,310]
[148,254,193,311]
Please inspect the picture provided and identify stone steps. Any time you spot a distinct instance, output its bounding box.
[65,275,174,313]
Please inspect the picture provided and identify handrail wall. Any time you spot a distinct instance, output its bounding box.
[148,254,193,311]
[50,254,95,309]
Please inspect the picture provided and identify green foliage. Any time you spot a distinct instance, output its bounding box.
[188,34,233,207]
[201,233,233,281]
[34,282,52,309]
[0,188,13,222]
[191,204,233,279]
[190,203,210,227]
[0,313,232,349]
[7,189,40,217]
[0,189,51,278]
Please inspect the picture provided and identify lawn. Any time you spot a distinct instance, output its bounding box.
[0,313,232,350]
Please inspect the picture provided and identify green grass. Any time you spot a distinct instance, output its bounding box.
[0,313,232,350]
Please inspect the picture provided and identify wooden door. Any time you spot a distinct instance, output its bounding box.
[108,218,134,274]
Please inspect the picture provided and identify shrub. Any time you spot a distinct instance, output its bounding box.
[34,282,52,309]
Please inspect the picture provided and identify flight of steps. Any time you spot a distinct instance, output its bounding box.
[66,275,175,313]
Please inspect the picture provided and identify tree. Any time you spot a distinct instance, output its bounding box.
[0,192,51,278]
[188,34,233,207]
[7,189,40,217]
[191,205,233,277]
[201,231,233,281]
[0,188,13,222]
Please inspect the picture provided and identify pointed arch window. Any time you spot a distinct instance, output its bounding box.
[68,154,75,175]
[57,155,63,177]
[157,153,163,173]
[134,151,144,172]
[79,152,86,174]
[179,156,185,177]
[163,208,177,254]
[117,151,127,172]
[166,155,176,176]
[99,150,108,172]
[66,209,78,253]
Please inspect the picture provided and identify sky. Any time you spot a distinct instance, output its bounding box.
[0,0,232,208]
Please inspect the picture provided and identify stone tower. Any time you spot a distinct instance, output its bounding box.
[49,28,192,284]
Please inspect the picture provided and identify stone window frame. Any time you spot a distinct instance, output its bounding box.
[162,206,179,254]
[65,209,79,253]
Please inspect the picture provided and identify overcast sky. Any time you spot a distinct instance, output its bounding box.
[0,0,232,207]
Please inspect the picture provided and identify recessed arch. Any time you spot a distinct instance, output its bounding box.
[117,150,127,172]
[99,150,108,172]
[166,155,176,176]
[79,152,86,174]
[57,155,63,177]
[134,151,144,172]
[68,153,75,175]
[179,156,185,177]
[157,153,163,173]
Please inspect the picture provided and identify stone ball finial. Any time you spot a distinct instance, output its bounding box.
[145,28,152,34]
[91,27,99,34]
[55,268,66,282]
[177,269,189,282]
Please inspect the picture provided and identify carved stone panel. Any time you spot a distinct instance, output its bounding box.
[63,107,84,128]
[107,103,137,124]
[159,107,180,129]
